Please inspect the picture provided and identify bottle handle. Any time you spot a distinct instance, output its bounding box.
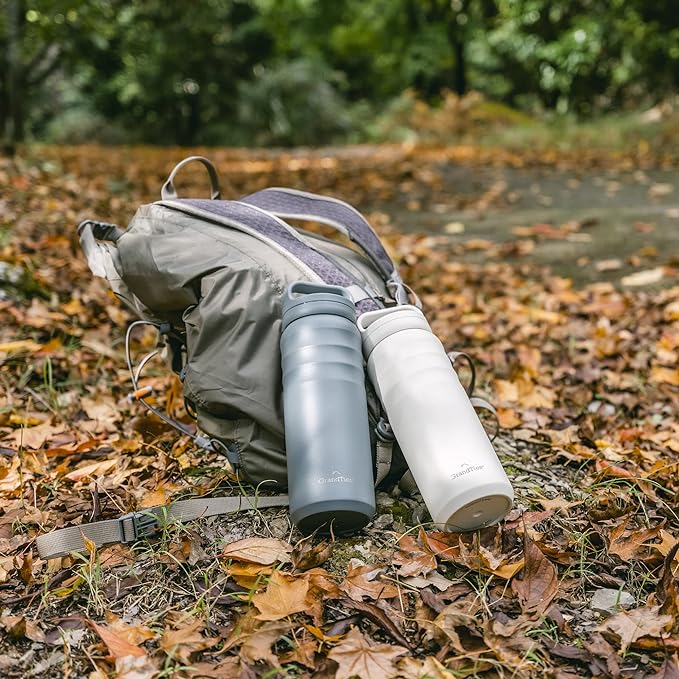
[447,351,476,396]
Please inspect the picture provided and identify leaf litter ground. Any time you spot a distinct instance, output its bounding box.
[0,145,677,679]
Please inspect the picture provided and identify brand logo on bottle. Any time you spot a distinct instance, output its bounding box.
[450,463,485,480]
[318,470,353,484]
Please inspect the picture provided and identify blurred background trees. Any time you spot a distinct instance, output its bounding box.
[2,0,679,150]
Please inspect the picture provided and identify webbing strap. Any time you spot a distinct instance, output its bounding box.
[241,188,396,279]
[159,199,381,314]
[36,494,288,560]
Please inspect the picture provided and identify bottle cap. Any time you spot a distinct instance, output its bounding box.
[357,305,430,359]
[281,282,356,331]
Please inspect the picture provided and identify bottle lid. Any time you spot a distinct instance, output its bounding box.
[281,282,356,330]
[357,305,430,359]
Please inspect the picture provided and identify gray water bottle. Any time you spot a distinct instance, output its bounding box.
[280,281,376,535]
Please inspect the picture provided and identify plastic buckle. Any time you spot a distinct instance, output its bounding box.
[118,511,161,544]
[375,417,395,442]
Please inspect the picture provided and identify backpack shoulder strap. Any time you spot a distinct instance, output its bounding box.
[159,198,382,314]
[241,187,409,304]
[36,494,288,559]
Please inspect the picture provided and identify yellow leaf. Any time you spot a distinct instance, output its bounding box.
[0,340,42,354]
[253,570,310,621]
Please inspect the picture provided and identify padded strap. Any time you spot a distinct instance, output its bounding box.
[161,156,221,201]
[241,188,408,302]
[159,198,382,314]
[36,494,288,560]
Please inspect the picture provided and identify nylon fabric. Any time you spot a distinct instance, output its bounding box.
[36,495,288,559]
[241,187,396,279]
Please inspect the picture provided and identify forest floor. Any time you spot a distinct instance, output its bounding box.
[0,143,677,679]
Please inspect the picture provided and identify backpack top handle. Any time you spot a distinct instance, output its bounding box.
[161,156,221,201]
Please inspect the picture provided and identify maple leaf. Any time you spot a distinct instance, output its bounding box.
[598,605,673,650]
[511,533,558,615]
[252,570,311,620]
[328,627,407,679]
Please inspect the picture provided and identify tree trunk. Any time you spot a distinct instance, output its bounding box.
[3,0,22,155]
[447,0,469,95]
[453,36,467,95]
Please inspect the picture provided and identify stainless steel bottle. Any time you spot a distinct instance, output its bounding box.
[280,282,376,534]
[357,305,513,532]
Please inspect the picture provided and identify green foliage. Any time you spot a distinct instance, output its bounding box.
[234,59,356,147]
[3,0,679,146]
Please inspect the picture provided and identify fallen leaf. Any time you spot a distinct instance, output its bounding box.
[607,517,661,561]
[115,654,159,679]
[338,560,399,601]
[63,458,118,482]
[160,617,219,664]
[598,605,673,649]
[291,534,333,571]
[328,627,407,679]
[621,267,664,287]
[239,620,290,665]
[0,340,42,354]
[647,655,679,679]
[393,534,437,577]
[511,533,558,615]
[90,620,147,659]
[222,537,292,565]
[252,570,310,620]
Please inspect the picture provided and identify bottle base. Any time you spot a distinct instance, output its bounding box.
[291,499,375,536]
[436,492,513,532]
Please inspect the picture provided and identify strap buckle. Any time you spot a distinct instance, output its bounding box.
[118,511,162,544]
[375,417,395,442]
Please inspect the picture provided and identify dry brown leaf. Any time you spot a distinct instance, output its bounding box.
[224,561,273,589]
[186,657,243,678]
[598,605,673,650]
[252,570,310,620]
[160,617,219,663]
[0,615,46,643]
[397,655,450,679]
[511,533,558,615]
[607,518,661,561]
[90,620,147,659]
[328,627,407,679]
[647,656,679,679]
[114,654,159,679]
[222,537,292,565]
[338,559,399,601]
[393,534,437,577]
[64,458,118,482]
[239,620,290,665]
[291,534,333,571]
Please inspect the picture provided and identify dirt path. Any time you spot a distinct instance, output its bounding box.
[371,163,679,286]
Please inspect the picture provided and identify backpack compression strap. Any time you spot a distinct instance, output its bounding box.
[35,494,288,560]
[159,198,383,314]
[240,187,409,304]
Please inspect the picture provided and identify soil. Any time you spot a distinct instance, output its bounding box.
[369,163,679,286]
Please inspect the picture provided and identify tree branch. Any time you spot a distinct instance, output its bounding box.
[27,44,62,87]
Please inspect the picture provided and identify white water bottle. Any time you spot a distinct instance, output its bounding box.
[357,305,513,531]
